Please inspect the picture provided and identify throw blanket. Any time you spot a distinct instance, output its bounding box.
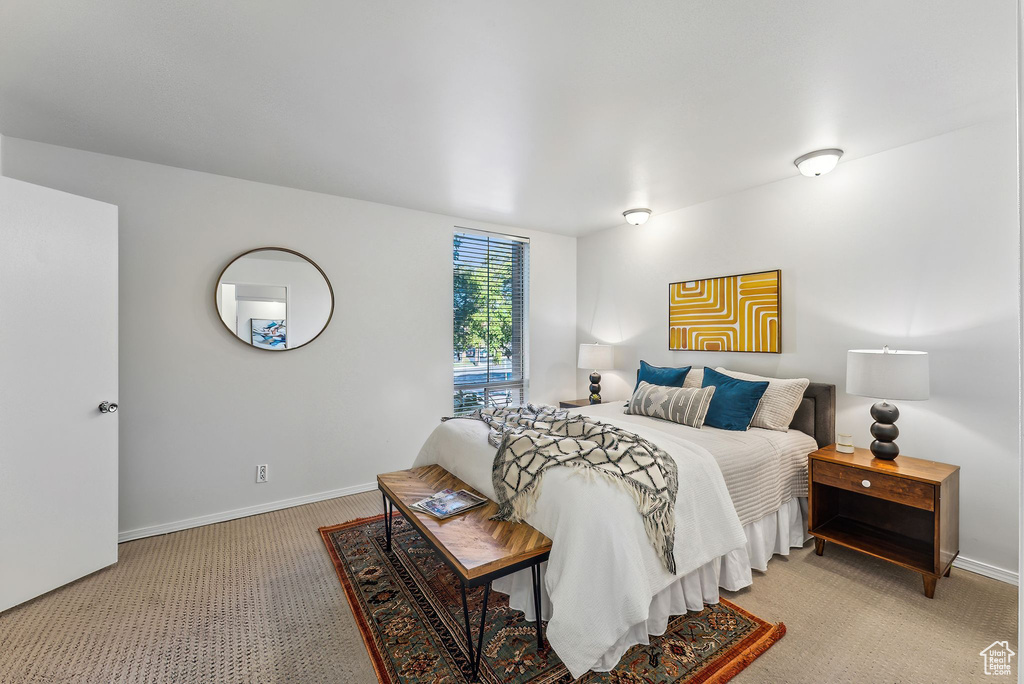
[470,404,679,574]
[416,408,749,677]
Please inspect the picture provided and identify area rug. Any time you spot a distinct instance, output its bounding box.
[320,514,785,683]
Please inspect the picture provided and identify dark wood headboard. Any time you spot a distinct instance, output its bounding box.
[790,382,836,448]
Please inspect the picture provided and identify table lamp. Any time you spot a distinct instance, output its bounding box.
[846,346,929,460]
[578,343,615,404]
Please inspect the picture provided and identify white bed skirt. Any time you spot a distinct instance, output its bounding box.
[492,496,810,673]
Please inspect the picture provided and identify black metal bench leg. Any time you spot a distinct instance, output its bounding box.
[472,583,490,681]
[531,563,545,650]
[459,581,491,682]
[381,493,392,551]
[460,582,475,672]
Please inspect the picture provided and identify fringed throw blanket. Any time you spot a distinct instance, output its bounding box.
[470,403,679,574]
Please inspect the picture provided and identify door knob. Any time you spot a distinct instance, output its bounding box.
[98,401,118,414]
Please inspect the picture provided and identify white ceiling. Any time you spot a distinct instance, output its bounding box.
[0,1,1015,236]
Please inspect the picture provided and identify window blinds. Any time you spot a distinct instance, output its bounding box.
[453,230,529,416]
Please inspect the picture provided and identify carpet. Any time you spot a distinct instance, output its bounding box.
[320,514,785,683]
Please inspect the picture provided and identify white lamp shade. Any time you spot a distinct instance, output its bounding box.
[578,343,615,370]
[846,349,929,401]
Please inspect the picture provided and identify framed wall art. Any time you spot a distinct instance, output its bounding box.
[668,269,780,353]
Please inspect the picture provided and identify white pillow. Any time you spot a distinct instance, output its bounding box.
[714,367,809,432]
[682,367,704,389]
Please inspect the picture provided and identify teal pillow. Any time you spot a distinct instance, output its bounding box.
[701,367,769,431]
[635,360,691,391]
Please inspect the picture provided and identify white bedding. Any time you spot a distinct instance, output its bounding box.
[577,402,815,525]
[412,404,816,677]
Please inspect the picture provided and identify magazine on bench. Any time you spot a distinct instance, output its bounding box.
[411,488,488,519]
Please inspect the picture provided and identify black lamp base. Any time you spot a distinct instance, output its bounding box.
[868,401,900,460]
[589,371,602,404]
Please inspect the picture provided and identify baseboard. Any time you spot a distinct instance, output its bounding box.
[118,494,1022,587]
[953,555,1019,585]
[117,481,378,543]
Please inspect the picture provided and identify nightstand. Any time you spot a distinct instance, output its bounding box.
[808,445,959,598]
[558,398,604,408]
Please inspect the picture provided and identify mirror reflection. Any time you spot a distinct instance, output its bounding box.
[215,248,334,351]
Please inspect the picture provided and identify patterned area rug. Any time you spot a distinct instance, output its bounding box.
[320,514,785,683]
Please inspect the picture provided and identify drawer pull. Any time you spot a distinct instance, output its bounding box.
[861,479,871,488]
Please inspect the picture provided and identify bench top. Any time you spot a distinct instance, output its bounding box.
[377,465,552,581]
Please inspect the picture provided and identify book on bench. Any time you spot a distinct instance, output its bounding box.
[410,488,488,519]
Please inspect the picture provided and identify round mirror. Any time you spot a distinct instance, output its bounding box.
[215,247,334,351]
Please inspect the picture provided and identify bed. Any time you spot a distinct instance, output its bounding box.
[412,381,835,678]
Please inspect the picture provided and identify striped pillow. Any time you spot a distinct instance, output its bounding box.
[714,367,809,432]
[626,381,716,429]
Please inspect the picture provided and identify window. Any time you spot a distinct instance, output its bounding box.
[453,230,528,416]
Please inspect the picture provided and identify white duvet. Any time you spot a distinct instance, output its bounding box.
[412,409,748,677]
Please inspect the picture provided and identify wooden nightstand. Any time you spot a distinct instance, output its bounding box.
[808,445,959,598]
[558,398,604,408]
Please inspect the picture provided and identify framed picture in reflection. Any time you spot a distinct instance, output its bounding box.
[251,319,287,350]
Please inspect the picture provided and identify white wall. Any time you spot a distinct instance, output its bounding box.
[0,136,577,537]
[576,118,1019,575]
[218,283,237,331]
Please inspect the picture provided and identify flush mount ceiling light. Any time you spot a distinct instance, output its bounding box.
[623,208,652,225]
[794,148,844,177]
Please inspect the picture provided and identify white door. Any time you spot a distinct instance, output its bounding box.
[0,176,118,613]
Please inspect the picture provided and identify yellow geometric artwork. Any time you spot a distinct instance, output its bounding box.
[668,270,781,353]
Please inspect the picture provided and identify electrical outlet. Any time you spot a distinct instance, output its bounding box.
[256,464,268,483]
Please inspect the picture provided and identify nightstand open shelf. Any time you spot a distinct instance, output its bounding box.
[808,445,959,598]
[812,512,934,574]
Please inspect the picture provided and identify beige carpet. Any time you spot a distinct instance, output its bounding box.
[0,491,1016,683]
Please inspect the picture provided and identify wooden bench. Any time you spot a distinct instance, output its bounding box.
[377,465,552,681]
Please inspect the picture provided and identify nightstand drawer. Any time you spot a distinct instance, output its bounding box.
[812,460,934,511]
